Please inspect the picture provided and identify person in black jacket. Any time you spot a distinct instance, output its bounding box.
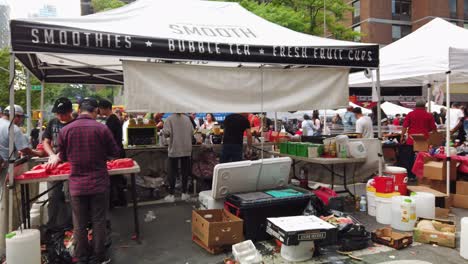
[98,99,127,208]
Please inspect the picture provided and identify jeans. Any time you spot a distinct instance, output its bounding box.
[71,192,109,262]
[221,144,243,163]
[168,156,191,195]
[47,181,72,229]
[397,145,416,179]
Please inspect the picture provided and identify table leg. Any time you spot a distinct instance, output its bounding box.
[130,173,141,244]
[20,184,27,228]
[25,184,31,228]
[331,165,335,189]
[342,164,353,197]
[292,160,296,178]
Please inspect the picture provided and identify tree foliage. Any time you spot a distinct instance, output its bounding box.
[91,0,126,13]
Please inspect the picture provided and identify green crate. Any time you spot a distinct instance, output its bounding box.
[296,143,310,157]
[287,142,298,155]
[279,142,288,154]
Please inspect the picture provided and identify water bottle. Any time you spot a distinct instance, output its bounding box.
[360,195,367,212]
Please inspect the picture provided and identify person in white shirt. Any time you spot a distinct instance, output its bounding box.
[301,114,320,136]
[353,107,374,138]
[449,103,464,134]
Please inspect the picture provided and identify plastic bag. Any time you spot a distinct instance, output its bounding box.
[412,152,431,179]
[41,227,73,264]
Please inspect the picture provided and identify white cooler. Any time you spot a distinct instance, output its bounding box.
[198,190,224,210]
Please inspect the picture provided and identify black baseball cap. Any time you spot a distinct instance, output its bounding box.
[52,97,73,114]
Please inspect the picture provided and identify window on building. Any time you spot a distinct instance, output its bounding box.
[450,0,458,18]
[352,1,360,23]
[392,25,411,41]
[353,25,361,42]
[465,0,468,18]
[392,0,411,21]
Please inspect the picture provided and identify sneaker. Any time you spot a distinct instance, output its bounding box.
[181,193,190,201]
[101,258,111,264]
[164,195,175,203]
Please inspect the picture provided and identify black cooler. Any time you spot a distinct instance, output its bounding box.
[224,186,313,241]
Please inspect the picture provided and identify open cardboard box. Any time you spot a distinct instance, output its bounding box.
[192,209,244,248]
[371,227,413,250]
[413,217,456,248]
[411,132,444,152]
[423,156,457,181]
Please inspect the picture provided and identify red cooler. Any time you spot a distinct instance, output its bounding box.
[384,166,408,195]
[374,176,394,193]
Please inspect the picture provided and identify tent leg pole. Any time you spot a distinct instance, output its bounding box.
[274,112,278,131]
[8,53,15,232]
[39,80,45,141]
[446,72,451,196]
[26,71,31,137]
[376,68,382,175]
[427,84,431,113]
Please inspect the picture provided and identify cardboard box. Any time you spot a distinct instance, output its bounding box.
[413,217,456,248]
[265,215,337,246]
[435,207,450,219]
[191,209,244,247]
[452,194,468,209]
[456,181,468,195]
[411,132,444,152]
[423,160,457,181]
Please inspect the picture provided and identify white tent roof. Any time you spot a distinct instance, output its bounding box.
[380,102,412,116]
[426,101,446,114]
[11,0,378,85]
[349,18,468,87]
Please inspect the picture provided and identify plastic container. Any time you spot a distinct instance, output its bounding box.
[347,141,367,158]
[6,229,41,264]
[280,241,315,262]
[232,240,262,264]
[360,195,367,212]
[413,192,435,219]
[225,187,313,241]
[374,176,395,193]
[391,196,416,231]
[335,135,349,158]
[367,186,376,216]
[287,142,298,155]
[461,217,468,260]
[384,166,408,195]
[375,192,400,224]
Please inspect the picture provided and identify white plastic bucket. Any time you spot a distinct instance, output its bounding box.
[461,217,468,260]
[391,196,416,231]
[375,192,400,225]
[367,186,376,216]
[281,241,315,262]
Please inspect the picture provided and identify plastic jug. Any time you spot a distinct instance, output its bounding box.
[413,192,435,219]
[391,196,416,231]
[461,217,468,260]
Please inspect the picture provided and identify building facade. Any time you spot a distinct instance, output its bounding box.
[0,0,10,49]
[347,0,468,45]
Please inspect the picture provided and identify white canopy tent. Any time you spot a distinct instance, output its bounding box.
[350,17,468,196]
[7,0,381,237]
[426,101,446,114]
[380,102,412,117]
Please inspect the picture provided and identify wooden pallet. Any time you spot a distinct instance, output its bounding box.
[192,235,226,255]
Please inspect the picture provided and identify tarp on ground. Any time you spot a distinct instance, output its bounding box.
[349,18,468,87]
[10,0,379,85]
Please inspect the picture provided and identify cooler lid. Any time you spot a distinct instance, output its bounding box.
[212,157,292,199]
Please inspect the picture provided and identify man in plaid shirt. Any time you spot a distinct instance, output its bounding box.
[48,98,120,264]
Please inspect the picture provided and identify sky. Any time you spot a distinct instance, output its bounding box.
[7,0,81,19]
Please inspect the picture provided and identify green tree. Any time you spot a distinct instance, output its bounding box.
[218,0,359,40]
[91,0,126,13]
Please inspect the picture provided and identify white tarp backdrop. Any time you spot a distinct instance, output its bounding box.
[123,61,349,112]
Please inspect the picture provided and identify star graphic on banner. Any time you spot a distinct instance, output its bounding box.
[259,48,265,55]
[145,41,153,47]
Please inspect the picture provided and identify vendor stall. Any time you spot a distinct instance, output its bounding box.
[6,0,380,258]
[350,17,468,195]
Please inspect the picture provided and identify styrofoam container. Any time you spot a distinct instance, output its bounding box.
[375,192,400,224]
[232,240,262,264]
[198,190,224,210]
[367,186,376,216]
[280,241,315,262]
